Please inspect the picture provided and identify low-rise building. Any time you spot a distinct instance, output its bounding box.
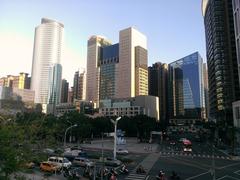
[99,95,159,120]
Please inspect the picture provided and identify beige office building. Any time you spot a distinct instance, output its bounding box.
[116,27,148,98]
[86,36,111,107]
[86,27,148,107]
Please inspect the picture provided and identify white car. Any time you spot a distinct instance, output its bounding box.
[117,149,129,155]
[48,156,72,169]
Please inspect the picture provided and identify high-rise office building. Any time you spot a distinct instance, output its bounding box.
[168,52,205,124]
[31,18,64,113]
[148,62,168,124]
[86,27,148,107]
[202,0,240,124]
[73,71,86,101]
[73,71,80,100]
[0,73,30,89]
[116,27,148,99]
[61,79,69,103]
[68,87,74,103]
[203,63,209,119]
[86,36,111,106]
[99,43,119,100]
[233,0,240,86]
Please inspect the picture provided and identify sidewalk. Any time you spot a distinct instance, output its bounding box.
[80,138,159,154]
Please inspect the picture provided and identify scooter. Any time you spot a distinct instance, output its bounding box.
[119,167,129,174]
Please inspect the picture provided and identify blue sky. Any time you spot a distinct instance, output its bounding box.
[0,0,206,85]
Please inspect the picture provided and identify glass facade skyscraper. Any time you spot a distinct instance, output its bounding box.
[99,43,119,100]
[168,52,205,123]
[202,0,240,124]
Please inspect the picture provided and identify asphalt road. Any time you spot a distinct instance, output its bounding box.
[147,156,240,180]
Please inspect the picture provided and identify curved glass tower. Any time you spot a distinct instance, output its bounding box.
[31,18,64,113]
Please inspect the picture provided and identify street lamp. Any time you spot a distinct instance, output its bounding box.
[64,124,77,149]
[110,116,121,160]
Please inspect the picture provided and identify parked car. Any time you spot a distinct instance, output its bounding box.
[73,157,94,167]
[40,162,60,173]
[64,147,83,160]
[48,156,72,169]
[116,149,129,155]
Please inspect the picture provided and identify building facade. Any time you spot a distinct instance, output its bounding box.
[86,36,111,107]
[116,27,148,99]
[86,27,148,106]
[73,71,86,101]
[100,43,119,100]
[148,62,168,124]
[233,0,240,86]
[99,95,159,120]
[203,63,209,119]
[31,18,64,113]
[168,52,205,124]
[202,0,240,124]
[61,79,69,103]
[0,73,30,89]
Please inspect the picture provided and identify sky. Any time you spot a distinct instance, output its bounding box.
[0,0,206,86]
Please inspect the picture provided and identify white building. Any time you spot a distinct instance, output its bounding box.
[31,18,64,113]
[99,95,159,121]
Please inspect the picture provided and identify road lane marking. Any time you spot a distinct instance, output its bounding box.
[218,162,240,170]
[234,169,240,175]
[185,171,210,180]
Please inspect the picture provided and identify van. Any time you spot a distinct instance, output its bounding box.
[48,156,72,168]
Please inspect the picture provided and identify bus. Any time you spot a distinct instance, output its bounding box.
[182,139,192,152]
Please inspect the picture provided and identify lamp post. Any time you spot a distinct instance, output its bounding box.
[64,124,77,149]
[66,120,72,143]
[110,116,121,160]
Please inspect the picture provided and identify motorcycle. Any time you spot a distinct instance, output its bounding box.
[156,170,166,180]
[119,165,129,174]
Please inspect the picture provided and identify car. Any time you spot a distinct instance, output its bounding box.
[48,156,72,169]
[40,162,61,173]
[179,138,187,142]
[73,157,94,167]
[116,149,129,155]
[103,157,121,167]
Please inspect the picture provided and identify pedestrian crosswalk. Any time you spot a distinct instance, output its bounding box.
[159,151,231,160]
[125,173,146,180]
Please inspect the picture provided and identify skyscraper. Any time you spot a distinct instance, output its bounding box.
[233,0,240,86]
[168,52,205,124]
[202,0,240,124]
[73,71,86,101]
[116,27,148,98]
[148,62,168,124]
[203,63,209,119]
[31,18,64,113]
[86,36,111,106]
[86,27,148,106]
[61,79,69,103]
